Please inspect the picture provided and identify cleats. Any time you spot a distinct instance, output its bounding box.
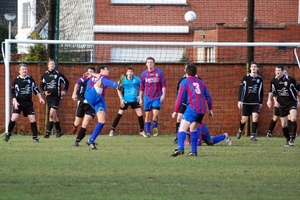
[108,130,114,137]
[86,141,97,150]
[188,152,197,156]
[289,139,295,146]
[4,133,11,142]
[250,135,257,141]
[266,131,272,137]
[236,129,243,139]
[56,131,64,138]
[73,142,80,147]
[153,128,158,137]
[32,137,40,143]
[139,131,148,138]
[173,137,178,144]
[171,149,184,157]
[44,134,50,138]
[224,133,232,146]
[284,141,290,147]
[117,75,125,90]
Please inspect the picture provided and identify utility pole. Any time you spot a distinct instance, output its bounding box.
[54,0,60,68]
[246,0,255,136]
[48,0,56,60]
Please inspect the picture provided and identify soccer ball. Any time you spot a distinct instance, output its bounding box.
[184,11,197,22]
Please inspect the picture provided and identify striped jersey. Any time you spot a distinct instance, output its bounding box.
[174,76,212,114]
[140,68,166,99]
[238,73,263,105]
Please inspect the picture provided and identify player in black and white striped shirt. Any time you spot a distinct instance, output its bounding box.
[4,63,45,142]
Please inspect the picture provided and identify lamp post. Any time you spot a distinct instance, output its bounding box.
[4,13,16,39]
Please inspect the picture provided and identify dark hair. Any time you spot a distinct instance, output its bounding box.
[250,61,259,67]
[185,63,197,76]
[18,63,28,68]
[85,65,95,72]
[98,65,109,72]
[276,65,284,71]
[146,57,155,63]
[127,66,134,72]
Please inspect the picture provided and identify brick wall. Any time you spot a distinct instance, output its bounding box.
[1,62,300,137]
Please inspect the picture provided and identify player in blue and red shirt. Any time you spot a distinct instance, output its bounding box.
[139,57,166,137]
[84,65,120,150]
[171,63,213,157]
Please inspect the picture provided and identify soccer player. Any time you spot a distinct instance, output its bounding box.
[40,59,69,138]
[139,57,166,137]
[4,64,45,142]
[267,65,300,146]
[184,123,232,146]
[85,65,121,150]
[171,63,213,157]
[236,61,263,141]
[266,68,291,137]
[174,62,202,144]
[108,66,146,137]
[71,66,96,147]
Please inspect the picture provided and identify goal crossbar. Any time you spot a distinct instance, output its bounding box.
[3,39,300,133]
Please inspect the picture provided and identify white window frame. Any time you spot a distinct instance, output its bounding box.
[111,0,187,4]
[197,46,215,63]
[22,3,31,28]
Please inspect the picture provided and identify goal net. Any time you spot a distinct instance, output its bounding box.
[2,39,300,136]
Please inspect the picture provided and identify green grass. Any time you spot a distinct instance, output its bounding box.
[0,134,299,200]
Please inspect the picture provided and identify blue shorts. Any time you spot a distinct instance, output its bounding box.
[182,106,203,123]
[199,124,211,144]
[85,87,106,112]
[144,96,161,111]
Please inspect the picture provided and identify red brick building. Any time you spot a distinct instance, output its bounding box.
[93,0,300,63]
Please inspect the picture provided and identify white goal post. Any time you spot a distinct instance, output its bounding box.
[3,39,300,133]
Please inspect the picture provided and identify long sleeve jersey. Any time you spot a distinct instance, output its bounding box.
[40,70,69,97]
[238,73,263,105]
[270,74,300,106]
[140,68,166,99]
[11,75,40,101]
[174,76,212,114]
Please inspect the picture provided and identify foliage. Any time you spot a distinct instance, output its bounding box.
[0,134,299,200]
[179,51,189,63]
[25,31,47,61]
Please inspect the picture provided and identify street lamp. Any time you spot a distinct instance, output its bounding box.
[4,13,16,39]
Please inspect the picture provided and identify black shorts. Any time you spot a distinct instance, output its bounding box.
[273,106,280,116]
[120,101,141,110]
[241,104,260,116]
[46,96,62,110]
[75,101,95,118]
[195,114,204,124]
[279,102,297,117]
[178,103,187,114]
[12,100,35,117]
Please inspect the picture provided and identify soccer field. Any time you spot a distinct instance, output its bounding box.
[0,134,299,200]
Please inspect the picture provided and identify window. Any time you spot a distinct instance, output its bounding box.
[111,0,186,4]
[22,3,31,28]
[197,47,215,63]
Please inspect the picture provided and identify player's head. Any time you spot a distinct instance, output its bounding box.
[275,65,284,77]
[47,59,56,71]
[18,63,28,77]
[185,63,197,76]
[249,61,259,73]
[283,68,288,75]
[85,65,95,74]
[126,66,134,79]
[184,61,191,72]
[146,57,155,71]
[99,65,110,76]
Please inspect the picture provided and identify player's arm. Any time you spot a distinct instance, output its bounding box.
[72,83,80,101]
[237,77,245,109]
[61,73,69,96]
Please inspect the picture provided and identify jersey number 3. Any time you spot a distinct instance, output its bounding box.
[193,83,201,94]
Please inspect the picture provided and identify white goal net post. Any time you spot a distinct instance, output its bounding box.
[3,39,300,133]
